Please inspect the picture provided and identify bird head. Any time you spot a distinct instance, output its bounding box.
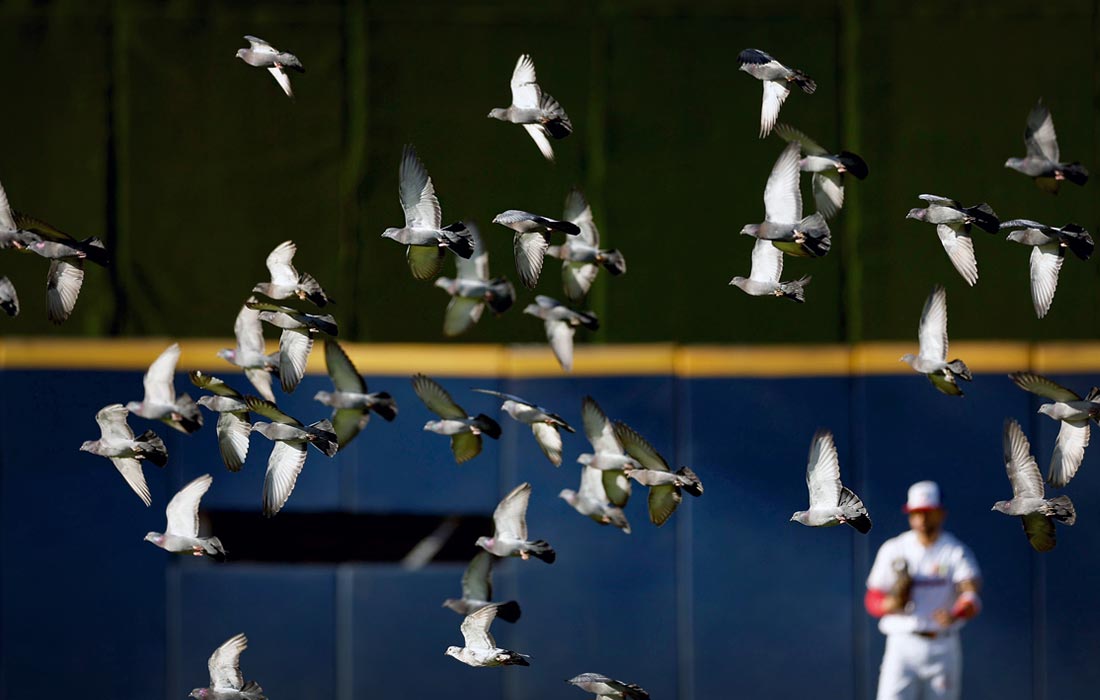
[79,440,97,453]
[576,453,594,467]
[441,598,463,612]
[475,535,493,550]
[381,227,400,240]
[1005,157,1024,170]
[144,532,164,545]
[434,277,456,292]
[739,224,760,237]
[445,646,462,658]
[558,489,576,504]
[1037,404,1056,418]
[487,108,508,121]
[124,400,142,414]
[522,303,542,319]
[899,353,916,366]
[729,276,747,289]
[790,510,808,524]
[905,208,926,221]
[189,689,208,699]
[216,348,236,362]
[991,501,1011,514]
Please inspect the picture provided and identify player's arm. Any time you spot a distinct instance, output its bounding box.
[865,558,913,617]
[951,578,982,620]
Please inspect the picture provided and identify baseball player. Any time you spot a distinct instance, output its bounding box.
[865,481,981,700]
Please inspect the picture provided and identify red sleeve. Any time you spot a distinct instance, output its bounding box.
[865,588,891,618]
[951,590,981,620]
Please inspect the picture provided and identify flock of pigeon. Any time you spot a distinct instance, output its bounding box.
[0,37,1095,699]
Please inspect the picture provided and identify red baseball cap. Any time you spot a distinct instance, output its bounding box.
[903,480,943,512]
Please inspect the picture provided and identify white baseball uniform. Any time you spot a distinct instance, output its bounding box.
[867,530,981,700]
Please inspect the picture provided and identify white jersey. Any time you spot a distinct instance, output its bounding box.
[867,530,980,636]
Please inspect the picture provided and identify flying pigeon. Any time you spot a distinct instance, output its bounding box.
[545,188,626,303]
[252,240,332,307]
[126,343,204,434]
[774,123,869,219]
[0,276,18,316]
[1008,372,1100,487]
[144,474,225,560]
[492,209,581,289]
[190,371,253,472]
[1005,100,1088,193]
[488,54,572,162]
[79,403,168,507]
[577,396,635,508]
[789,429,871,533]
[737,49,816,138]
[236,35,304,99]
[445,603,531,668]
[729,238,812,302]
[382,145,474,280]
[245,397,338,517]
[901,285,972,396]
[741,142,831,258]
[247,298,337,395]
[615,420,703,526]
[559,465,632,534]
[1000,219,1094,318]
[476,482,555,563]
[190,633,266,700]
[905,195,1000,286]
[442,550,522,623]
[567,673,650,700]
[472,388,575,466]
[993,419,1076,552]
[412,374,501,464]
[523,295,599,372]
[314,339,397,450]
[218,301,280,403]
[434,223,515,336]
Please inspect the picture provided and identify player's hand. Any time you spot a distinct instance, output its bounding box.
[932,608,953,628]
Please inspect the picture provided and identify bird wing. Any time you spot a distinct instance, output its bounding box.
[412,374,467,419]
[493,482,531,540]
[143,343,181,406]
[577,464,608,502]
[531,422,563,466]
[460,604,498,650]
[1029,243,1063,319]
[111,457,151,507]
[46,258,84,324]
[917,284,949,363]
[461,550,494,602]
[234,303,267,357]
[1049,419,1089,488]
[262,440,308,517]
[456,222,489,281]
[244,368,275,403]
[562,261,599,302]
[1025,100,1059,162]
[812,170,844,220]
[614,420,671,472]
[773,123,828,156]
[216,411,251,472]
[806,429,843,508]
[265,240,300,287]
[399,145,441,229]
[544,318,575,371]
[602,470,632,508]
[449,432,484,464]
[582,396,621,454]
[442,296,484,337]
[277,328,312,394]
[97,403,135,441]
[522,123,556,162]
[747,237,783,283]
[509,54,541,109]
[1009,372,1080,402]
[406,245,445,280]
[1003,419,1044,499]
[564,188,599,247]
[648,483,682,526]
[244,396,302,426]
[763,142,802,223]
[918,194,960,208]
[266,66,293,98]
[0,179,16,231]
[759,80,791,139]
[245,36,275,53]
[323,339,366,393]
[190,371,243,399]
[935,224,978,287]
[1022,512,1058,553]
[208,633,247,691]
[165,474,213,538]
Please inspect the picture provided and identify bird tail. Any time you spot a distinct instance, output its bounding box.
[946,359,972,382]
[1043,495,1076,525]
[575,309,600,331]
[676,466,704,497]
[472,414,503,440]
[538,92,572,138]
[240,681,267,700]
[778,275,812,303]
[79,236,112,266]
[792,70,816,94]
[135,430,169,467]
[203,536,227,562]
[307,419,340,457]
[441,222,475,259]
[495,600,523,624]
[485,277,516,314]
[1062,162,1089,186]
[836,150,870,180]
[310,314,339,337]
[1059,223,1094,261]
[501,651,531,666]
[839,486,872,534]
[598,249,627,276]
[526,540,556,564]
[175,394,204,434]
[298,272,333,306]
[796,213,832,257]
[369,393,399,422]
[966,203,1000,234]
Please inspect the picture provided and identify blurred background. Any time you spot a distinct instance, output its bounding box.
[1,0,1099,699]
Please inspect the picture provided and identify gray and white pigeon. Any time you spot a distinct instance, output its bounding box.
[476,482,555,563]
[905,195,1000,286]
[144,474,226,560]
[545,188,626,303]
[434,223,515,336]
[1009,372,1100,487]
[493,209,581,289]
[993,419,1076,552]
[741,142,831,258]
[729,238,811,302]
[1005,100,1088,193]
[445,603,531,668]
[789,428,871,533]
[0,276,18,316]
[774,123,869,219]
[190,371,253,472]
[252,240,332,307]
[737,49,817,138]
[79,403,168,507]
[382,145,474,280]
[126,343,204,434]
[412,374,500,464]
[523,295,599,372]
[559,464,632,534]
[900,285,972,397]
[615,420,703,526]
[488,54,572,162]
[218,301,280,403]
[247,298,337,395]
[442,550,522,623]
[1000,219,1094,318]
[577,396,634,508]
[567,673,650,700]
[472,388,575,466]
[314,339,397,450]
[236,35,304,99]
[190,633,266,700]
[245,397,338,517]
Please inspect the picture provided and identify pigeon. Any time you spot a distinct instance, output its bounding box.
[190,633,266,700]
[126,343,204,434]
[0,276,18,316]
[245,397,338,517]
[144,474,226,560]
[774,123,869,219]
[218,301,281,403]
[492,209,581,289]
[741,142,831,258]
[1008,372,1100,487]
[1005,100,1088,193]
[247,298,337,395]
[545,188,626,303]
[737,49,816,138]
[993,419,1076,552]
[236,35,304,99]
[252,240,332,307]
[1000,219,1094,318]
[314,339,397,450]
[488,54,572,162]
[901,285,972,396]
[523,295,599,372]
[472,388,575,466]
[190,371,253,472]
[412,374,501,464]
[79,403,168,507]
[789,429,871,533]
[905,195,1000,286]
[445,603,531,668]
[577,396,635,508]
[382,145,474,281]
[476,482,555,563]
[567,673,651,700]
[434,223,515,336]
[729,238,812,302]
[559,465,632,534]
[442,550,522,623]
[615,420,703,526]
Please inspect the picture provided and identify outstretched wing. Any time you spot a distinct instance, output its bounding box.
[763,142,802,223]
[492,482,530,540]
[806,429,842,508]
[509,54,541,110]
[916,284,949,363]
[143,343,181,406]
[208,633,247,691]
[460,604,498,650]
[461,550,494,602]
[399,145,442,230]
[614,420,671,472]
[1025,100,1059,162]
[165,474,213,538]
[412,374,467,419]
[1008,372,1080,402]
[264,240,299,287]
[1003,419,1043,499]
